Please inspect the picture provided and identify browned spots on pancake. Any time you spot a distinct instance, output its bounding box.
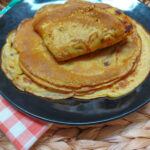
[9,65,14,69]
[23,77,32,84]
[88,32,98,44]
[116,10,121,15]
[122,20,127,24]
[119,80,128,88]
[104,61,110,66]
[114,86,119,90]
[131,71,137,77]
[85,5,94,11]
[125,24,133,33]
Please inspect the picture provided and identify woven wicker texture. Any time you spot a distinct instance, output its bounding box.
[0,0,150,149]
[0,104,150,149]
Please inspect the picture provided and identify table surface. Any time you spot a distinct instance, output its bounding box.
[0,0,150,150]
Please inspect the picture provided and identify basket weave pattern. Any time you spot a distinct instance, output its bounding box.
[0,0,150,149]
[1,104,150,149]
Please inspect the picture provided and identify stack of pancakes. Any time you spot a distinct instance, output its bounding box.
[1,0,150,100]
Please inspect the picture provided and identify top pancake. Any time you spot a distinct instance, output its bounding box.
[14,17,141,91]
[33,1,133,61]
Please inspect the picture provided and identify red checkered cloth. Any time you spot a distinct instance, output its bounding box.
[0,95,50,150]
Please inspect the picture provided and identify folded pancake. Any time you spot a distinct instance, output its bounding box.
[14,18,140,95]
[1,31,73,99]
[33,1,111,23]
[2,13,149,100]
[33,1,133,61]
[76,21,150,99]
[2,20,149,100]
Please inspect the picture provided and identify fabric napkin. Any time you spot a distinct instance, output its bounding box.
[0,95,50,150]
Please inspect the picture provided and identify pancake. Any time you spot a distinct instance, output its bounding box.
[20,62,122,95]
[1,21,149,100]
[1,31,111,98]
[33,1,111,27]
[1,31,73,99]
[1,31,118,98]
[33,1,133,61]
[2,1,149,100]
[1,31,22,80]
[14,18,141,93]
[33,1,111,24]
[75,21,150,99]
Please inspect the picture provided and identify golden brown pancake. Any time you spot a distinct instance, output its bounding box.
[1,31,73,99]
[1,20,150,100]
[14,18,140,94]
[33,1,133,61]
[76,21,150,99]
[33,1,111,26]
[2,1,149,100]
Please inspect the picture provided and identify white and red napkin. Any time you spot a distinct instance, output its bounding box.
[0,95,50,150]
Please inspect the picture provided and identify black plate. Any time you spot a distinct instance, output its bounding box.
[0,0,150,125]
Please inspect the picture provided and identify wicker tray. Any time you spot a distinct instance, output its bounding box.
[0,0,150,149]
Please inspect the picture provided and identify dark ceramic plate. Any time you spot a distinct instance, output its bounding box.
[0,0,150,125]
